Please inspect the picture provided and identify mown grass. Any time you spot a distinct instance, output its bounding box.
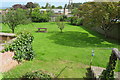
[1,22,120,78]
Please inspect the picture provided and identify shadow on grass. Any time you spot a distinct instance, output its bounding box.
[79,25,120,44]
[48,31,115,48]
[66,23,120,44]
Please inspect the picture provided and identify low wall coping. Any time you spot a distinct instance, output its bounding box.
[0,33,15,37]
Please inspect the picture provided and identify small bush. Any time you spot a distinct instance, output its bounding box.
[2,31,34,62]
[21,70,53,80]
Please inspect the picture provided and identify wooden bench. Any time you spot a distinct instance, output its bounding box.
[37,28,47,32]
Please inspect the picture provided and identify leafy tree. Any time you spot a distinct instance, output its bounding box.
[72,2,119,37]
[72,3,82,8]
[56,17,65,33]
[2,9,31,33]
[25,2,35,8]
[45,3,51,9]
[33,3,40,8]
[83,2,119,37]
[51,5,56,9]
[12,4,27,10]
[31,8,51,22]
[64,4,67,15]
[57,6,63,9]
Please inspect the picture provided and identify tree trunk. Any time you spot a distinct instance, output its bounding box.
[29,7,32,18]
[12,29,14,33]
[60,29,63,33]
[104,31,107,38]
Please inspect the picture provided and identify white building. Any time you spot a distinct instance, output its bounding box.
[39,9,71,15]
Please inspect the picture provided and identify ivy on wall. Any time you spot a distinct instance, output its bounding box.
[2,31,34,62]
[100,53,117,80]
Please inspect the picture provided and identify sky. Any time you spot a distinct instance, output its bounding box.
[0,0,93,9]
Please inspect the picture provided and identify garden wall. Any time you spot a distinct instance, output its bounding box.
[92,23,120,40]
[0,51,18,73]
[0,33,18,73]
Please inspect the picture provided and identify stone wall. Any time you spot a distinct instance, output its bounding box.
[0,51,18,73]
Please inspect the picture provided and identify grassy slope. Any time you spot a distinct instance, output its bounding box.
[2,22,120,78]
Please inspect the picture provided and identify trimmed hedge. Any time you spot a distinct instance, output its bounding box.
[2,31,34,62]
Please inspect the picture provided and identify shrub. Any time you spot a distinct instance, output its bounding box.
[21,70,53,80]
[70,17,83,26]
[2,31,34,62]
[59,15,68,21]
[76,18,83,26]
[70,16,77,25]
[31,8,51,22]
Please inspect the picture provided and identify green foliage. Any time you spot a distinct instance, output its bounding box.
[2,8,31,33]
[70,17,83,26]
[72,3,82,8]
[45,3,51,9]
[21,70,52,80]
[25,2,40,8]
[2,31,34,62]
[59,15,68,21]
[31,8,52,22]
[72,2,120,37]
[76,18,83,26]
[57,6,63,9]
[51,5,55,9]
[100,53,117,80]
[56,17,65,33]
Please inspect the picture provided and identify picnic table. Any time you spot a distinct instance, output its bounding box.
[37,28,47,32]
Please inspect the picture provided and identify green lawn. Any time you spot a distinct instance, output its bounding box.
[2,22,120,78]
[0,73,3,79]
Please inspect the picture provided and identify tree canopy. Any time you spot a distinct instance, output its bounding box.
[2,9,31,33]
[72,2,120,37]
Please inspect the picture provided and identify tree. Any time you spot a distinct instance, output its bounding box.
[25,2,35,8]
[31,8,51,22]
[85,2,119,37]
[45,3,51,9]
[51,5,55,9]
[72,3,82,8]
[73,2,119,37]
[12,4,27,10]
[2,9,31,33]
[33,3,40,8]
[57,6,62,9]
[64,4,67,15]
[56,17,65,33]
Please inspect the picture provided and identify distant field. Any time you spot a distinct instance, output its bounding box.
[2,22,120,78]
